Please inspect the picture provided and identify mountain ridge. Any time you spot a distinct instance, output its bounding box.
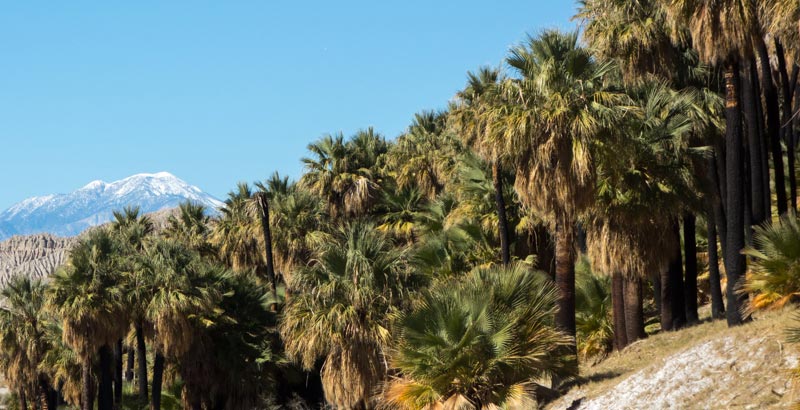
[0,172,223,240]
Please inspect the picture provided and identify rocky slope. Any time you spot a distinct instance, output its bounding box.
[0,234,76,285]
[0,208,182,284]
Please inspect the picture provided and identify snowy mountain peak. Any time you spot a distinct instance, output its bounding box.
[0,173,223,240]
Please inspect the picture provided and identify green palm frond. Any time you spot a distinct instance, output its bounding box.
[385,263,575,409]
[742,213,800,311]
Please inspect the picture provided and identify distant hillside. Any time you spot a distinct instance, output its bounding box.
[0,234,76,285]
[0,207,182,284]
[0,172,223,240]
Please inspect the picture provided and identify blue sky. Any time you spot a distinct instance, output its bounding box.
[0,1,577,210]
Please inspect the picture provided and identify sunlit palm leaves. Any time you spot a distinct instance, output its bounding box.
[384,263,574,409]
[281,221,416,409]
[742,214,800,311]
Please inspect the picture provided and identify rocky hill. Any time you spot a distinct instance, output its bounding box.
[0,234,76,285]
[0,207,183,284]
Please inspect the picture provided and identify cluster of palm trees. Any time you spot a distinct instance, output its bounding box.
[0,0,798,409]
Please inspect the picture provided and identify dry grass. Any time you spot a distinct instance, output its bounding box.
[549,306,800,409]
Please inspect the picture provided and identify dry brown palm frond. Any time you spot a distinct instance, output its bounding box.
[586,218,676,278]
[662,0,758,65]
[321,344,385,410]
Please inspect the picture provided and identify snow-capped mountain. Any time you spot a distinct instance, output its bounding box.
[0,172,224,239]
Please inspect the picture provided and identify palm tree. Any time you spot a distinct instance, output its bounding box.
[0,276,58,410]
[177,268,277,409]
[280,221,416,409]
[383,263,574,409]
[252,188,278,309]
[383,111,461,199]
[301,129,385,218]
[577,0,694,85]
[268,186,327,279]
[140,239,221,410]
[164,201,214,256]
[377,187,426,243]
[574,256,614,359]
[212,183,262,271]
[451,67,513,265]
[111,206,154,403]
[499,30,626,345]
[39,319,82,407]
[47,229,128,410]
[587,82,701,337]
[661,0,758,325]
[412,194,488,278]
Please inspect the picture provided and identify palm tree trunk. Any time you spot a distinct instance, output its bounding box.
[98,344,114,410]
[554,219,576,347]
[707,212,726,319]
[38,377,57,410]
[742,58,767,226]
[776,39,796,211]
[255,192,279,310]
[81,360,93,410]
[723,61,747,326]
[753,61,772,217]
[664,221,686,330]
[756,38,788,215]
[114,339,123,405]
[492,161,511,266]
[623,276,645,344]
[136,321,148,401]
[19,389,28,410]
[683,213,699,323]
[125,345,134,382]
[611,272,627,350]
[712,144,729,256]
[151,351,165,410]
[652,272,661,316]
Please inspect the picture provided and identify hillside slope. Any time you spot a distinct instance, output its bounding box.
[549,308,799,409]
[0,208,181,284]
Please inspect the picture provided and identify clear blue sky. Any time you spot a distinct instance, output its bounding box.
[0,1,577,210]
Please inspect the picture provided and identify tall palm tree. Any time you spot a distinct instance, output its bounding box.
[140,239,221,410]
[587,82,702,338]
[111,206,154,403]
[451,67,513,265]
[499,30,627,345]
[384,263,574,409]
[0,276,58,410]
[48,229,128,410]
[280,221,416,409]
[661,0,758,325]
